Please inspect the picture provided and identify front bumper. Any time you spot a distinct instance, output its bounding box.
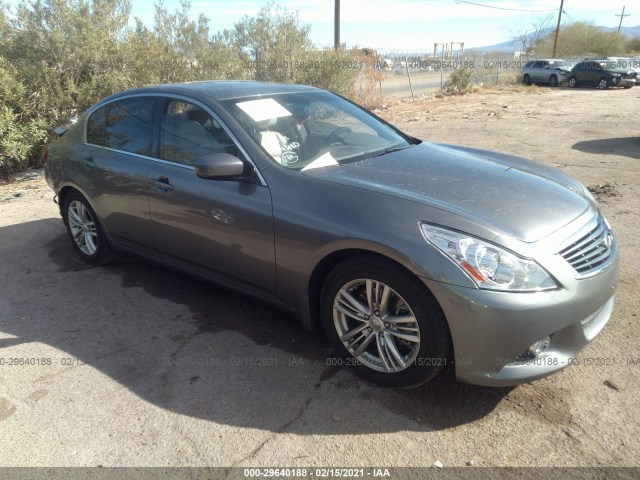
[422,250,619,387]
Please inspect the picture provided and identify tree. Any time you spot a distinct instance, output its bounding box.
[510,15,553,60]
[626,37,640,54]
[537,22,626,58]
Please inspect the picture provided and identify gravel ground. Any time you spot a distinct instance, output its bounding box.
[0,86,638,472]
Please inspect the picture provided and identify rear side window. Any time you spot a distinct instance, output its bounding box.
[86,97,155,155]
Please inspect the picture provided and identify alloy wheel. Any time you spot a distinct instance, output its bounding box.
[333,278,421,373]
[67,200,98,256]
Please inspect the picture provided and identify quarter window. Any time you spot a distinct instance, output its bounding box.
[86,105,108,145]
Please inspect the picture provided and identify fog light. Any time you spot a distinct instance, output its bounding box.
[528,336,550,356]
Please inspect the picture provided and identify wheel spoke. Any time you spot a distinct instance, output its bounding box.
[338,288,370,316]
[340,323,369,343]
[365,279,374,311]
[334,302,367,322]
[384,313,416,324]
[68,207,82,226]
[351,331,376,357]
[386,328,419,344]
[84,230,97,254]
[378,284,391,314]
[376,335,392,372]
[383,332,406,369]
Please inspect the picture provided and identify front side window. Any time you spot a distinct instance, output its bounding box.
[159,100,239,166]
[221,91,416,170]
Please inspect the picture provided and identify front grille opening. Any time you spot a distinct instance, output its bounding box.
[559,217,613,275]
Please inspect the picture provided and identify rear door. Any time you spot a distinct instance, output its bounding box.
[81,96,156,250]
[146,97,276,297]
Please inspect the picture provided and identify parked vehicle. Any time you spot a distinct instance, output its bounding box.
[585,57,640,76]
[521,59,574,87]
[45,81,619,388]
[568,60,637,89]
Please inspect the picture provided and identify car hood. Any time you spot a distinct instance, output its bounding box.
[603,67,636,75]
[302,142,590,243]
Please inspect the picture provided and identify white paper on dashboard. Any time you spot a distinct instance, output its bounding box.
[236,98,292,122]
[301,151,339,171]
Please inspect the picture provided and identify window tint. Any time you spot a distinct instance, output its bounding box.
[160,100,239,166]
[532,61,543,68]
[86,105,108,145]
[102,97,154,155]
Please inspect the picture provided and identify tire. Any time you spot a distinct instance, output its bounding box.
[598,78,609,90]
[568,77,577,88]
[523,74,531,86]
[320,256,451,388]
[623,85,633,89]
[62,190,114,265]
[549,75,558,87]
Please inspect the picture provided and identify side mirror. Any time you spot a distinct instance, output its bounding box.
[195,153,245,180]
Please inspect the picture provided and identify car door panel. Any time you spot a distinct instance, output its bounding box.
[147,164,275,296]
[146,97,276,296]
[78,97,156,249]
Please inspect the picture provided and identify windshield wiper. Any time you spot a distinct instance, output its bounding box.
[370,145,412,159]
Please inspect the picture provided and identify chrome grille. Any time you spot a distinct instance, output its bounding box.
[559,216,614,275]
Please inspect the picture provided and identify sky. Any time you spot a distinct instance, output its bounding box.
[4,0,636,49]
[133,0,636,49]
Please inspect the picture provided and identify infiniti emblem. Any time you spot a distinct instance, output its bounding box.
[603,233,613,249]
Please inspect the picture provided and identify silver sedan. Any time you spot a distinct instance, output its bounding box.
[44,81,618,388]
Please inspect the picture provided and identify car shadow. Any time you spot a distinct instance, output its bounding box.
[0,218,509,434]
[572,137,640,160]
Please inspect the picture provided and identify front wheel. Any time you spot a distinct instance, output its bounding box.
[320,256,451,388]
[63,191,114,265]
[598,78,609,90]
[568,77,577,88]
[549,75,558,87]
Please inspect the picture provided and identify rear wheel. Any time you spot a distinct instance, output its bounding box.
[523,74,531,86]
[598,78,609,90]
[549,75,558,87]
[568,77,577,88]
[320,256,451,388]
[62,191,114,265]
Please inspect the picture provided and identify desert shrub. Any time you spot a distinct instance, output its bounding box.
[443,68,475,95]
[0,58,46,175]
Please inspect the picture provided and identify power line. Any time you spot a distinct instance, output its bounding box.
[454,0,555,13]
[562,9,577,24]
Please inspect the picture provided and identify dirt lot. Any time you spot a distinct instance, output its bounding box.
[0,86,639,471]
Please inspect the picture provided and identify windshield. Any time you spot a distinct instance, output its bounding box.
[221,91,416,170]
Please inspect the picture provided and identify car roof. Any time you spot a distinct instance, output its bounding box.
[527,59,566,62]
[101,81,321,103]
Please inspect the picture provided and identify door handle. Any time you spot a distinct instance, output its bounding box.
[82,157,96,169]
[149,176,175,191]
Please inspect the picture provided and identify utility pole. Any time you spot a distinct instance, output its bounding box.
[552,0,564,58]
[616,6,630,35]
[334,0,340,51]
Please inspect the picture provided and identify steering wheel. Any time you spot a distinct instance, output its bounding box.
[328,127,352,145]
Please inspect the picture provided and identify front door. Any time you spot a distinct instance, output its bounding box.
[147,98,276,297]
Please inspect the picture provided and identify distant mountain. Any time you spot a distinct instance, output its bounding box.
[473,25,640,53]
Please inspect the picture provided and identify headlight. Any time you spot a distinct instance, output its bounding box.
[420,224,559,292]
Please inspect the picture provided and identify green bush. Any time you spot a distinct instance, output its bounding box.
[0,0,368,175]
[443,68,475,95]
[0,58,46,175]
